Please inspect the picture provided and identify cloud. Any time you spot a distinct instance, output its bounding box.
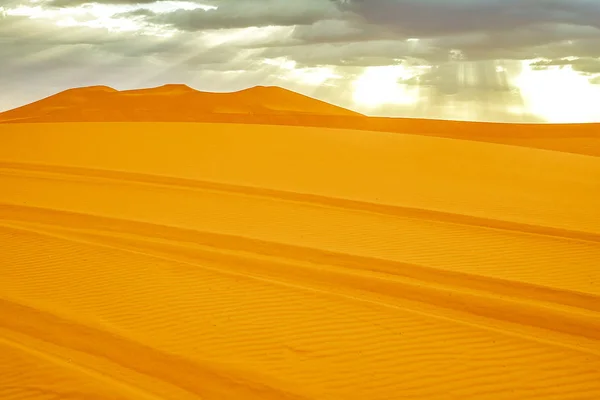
[146,0,340,31]
[259,39,431,68]
[318,1,600,65]
[48,0,161,6]
[530,56,600,74]
[403,61,515,95]
[1,15,124,46]
[42,0,600,66]
[335,0,600,37]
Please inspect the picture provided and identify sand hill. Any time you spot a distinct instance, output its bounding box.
[0,86,599,399]
[0,84,362,123]
[1,84,599,157]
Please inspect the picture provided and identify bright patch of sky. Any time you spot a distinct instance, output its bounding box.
[514,59,600,123]
[263,57,341,86]
[202,26,293,48]
[352,64,423,108]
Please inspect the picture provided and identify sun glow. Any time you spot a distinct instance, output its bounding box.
[262,57,341,86]
[352,65,421,108]
[514,59,600,123]
[203,26,293,47]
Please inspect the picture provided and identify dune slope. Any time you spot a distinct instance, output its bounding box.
[0,84,362,123]
[1,85,600,157]
[1,121,599,399]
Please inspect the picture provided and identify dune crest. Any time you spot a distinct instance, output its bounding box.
[0,84,361,123]
[1,84,599,157]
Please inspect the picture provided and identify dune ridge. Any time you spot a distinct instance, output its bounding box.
[0,84,361,122]
[1,118,600,399]
[1,85,599,156]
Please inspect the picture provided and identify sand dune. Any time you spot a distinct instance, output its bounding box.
[1,85,600,157]
[0,84,362,123]
[1,117,599,399]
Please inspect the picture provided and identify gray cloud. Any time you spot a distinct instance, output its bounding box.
[1,15,125,46]
[531,57,600,73]
[404,61,515,95]
[426,23,600,60]
[327,1,600,64]
[335,0,600,37]
[47,0,161,6]
[260,40,412,66]
[290,19,368,43]
[146,0,340,31]
[81,0,600,65]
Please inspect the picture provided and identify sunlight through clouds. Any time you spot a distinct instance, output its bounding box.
[202,26,294,48]
[262,57,341,87]
[352,65,423,108]
[2,0,600,122]
[263,57,297,71]
[289,67,341,86]
[514,59,600,123]
[146,2,217,13]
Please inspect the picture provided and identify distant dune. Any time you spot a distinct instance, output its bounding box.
[1,86,600,399]
[0,84,362,123]
[1,84,599,157]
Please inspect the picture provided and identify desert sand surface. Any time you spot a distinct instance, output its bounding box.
[2,85,600,157]
[1,88,600,399]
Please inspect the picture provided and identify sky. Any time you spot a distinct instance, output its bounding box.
[1,0,600,123]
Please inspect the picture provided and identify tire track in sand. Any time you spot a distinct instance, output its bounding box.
[0,334,169,400]
[1,161,598,243]
[2,223,600,399]
[0,297,314,400]
[1,205,599,343]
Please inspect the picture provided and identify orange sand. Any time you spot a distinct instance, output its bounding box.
[1,87,600,399]
[2,85,600,157]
